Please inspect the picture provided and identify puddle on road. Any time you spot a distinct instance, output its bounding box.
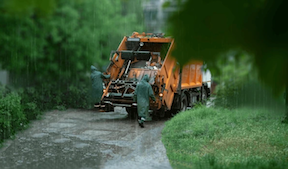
[31,133,50,138]
[63,134,94,141]
[74,143,90,149]
[53,138,71,144]
[42,128,59,134]
[82,130,111,136]
[49,123,77,128]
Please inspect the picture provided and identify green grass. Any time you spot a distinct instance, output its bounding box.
[162,106,288,169]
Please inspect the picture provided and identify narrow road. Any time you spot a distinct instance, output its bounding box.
[0,108,172,169]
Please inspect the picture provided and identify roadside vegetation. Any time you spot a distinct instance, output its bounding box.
[161,53,287,168]
[162,47,288,168]
[162,106,288,169]
[0,82,91,145]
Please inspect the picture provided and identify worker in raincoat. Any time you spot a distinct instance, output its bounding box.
[133,74,156,127]
[91,65,110,105]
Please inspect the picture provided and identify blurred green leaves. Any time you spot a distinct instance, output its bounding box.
[212,53,285,110]
[0,0,144,86]
[168,0,288,94]
[162,1,171,8]
[1,0,56,17]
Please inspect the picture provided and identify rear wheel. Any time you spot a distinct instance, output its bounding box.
[170,109,178,117]
[170,93,188,117]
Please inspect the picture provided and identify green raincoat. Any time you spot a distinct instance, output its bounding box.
[134,74,156,118]
[91,65,110,103]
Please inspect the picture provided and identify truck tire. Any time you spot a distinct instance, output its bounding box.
[170,93,188,117]
[169,109,178,117]
[126,107,137,119]
[180,93,188,112]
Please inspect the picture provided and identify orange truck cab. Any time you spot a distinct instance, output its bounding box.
[97,32,210,118]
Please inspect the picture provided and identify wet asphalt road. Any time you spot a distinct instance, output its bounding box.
[0,107,172,169]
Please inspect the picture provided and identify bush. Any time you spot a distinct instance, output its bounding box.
[0,80,92,144]
[212,54,285,111]
[162,107,288,169]
[215,80,285,111]
[212,54,251,108]
[19,80,92,117]
[0,85,26,142]
[65,82,92,109]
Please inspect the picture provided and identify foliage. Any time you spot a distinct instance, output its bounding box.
[212,53,251,108]
[162,107,288,169]
[0,0,144,86]
[212,53,285,111]
[168,0,288,95]
[0,85,26,143]
[1,0,57,17]
[0,80,92,144]
[20,80,92,114]
[215,80,285,112]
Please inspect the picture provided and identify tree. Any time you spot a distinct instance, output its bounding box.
[167,0,288,121]
[0,0,144,86]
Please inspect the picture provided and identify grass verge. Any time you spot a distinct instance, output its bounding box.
[162,106,288,169]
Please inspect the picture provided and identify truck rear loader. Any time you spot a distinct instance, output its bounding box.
[96,32,210,118]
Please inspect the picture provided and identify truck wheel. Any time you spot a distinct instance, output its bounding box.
[180,93,188,112]
[126,107,137,119]
[170,93,188,117]
[170,109,178,117]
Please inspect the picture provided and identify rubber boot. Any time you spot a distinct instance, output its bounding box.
[138,117,145,128]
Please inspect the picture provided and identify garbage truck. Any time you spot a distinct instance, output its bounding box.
[96,32,210,118]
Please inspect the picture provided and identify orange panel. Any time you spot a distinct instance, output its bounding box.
[159,40,176,109]
[196,64,202,84]
[140,38,172,43]
[180,61,203,89]
[182,65,190,84]
[107,36,127,80]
